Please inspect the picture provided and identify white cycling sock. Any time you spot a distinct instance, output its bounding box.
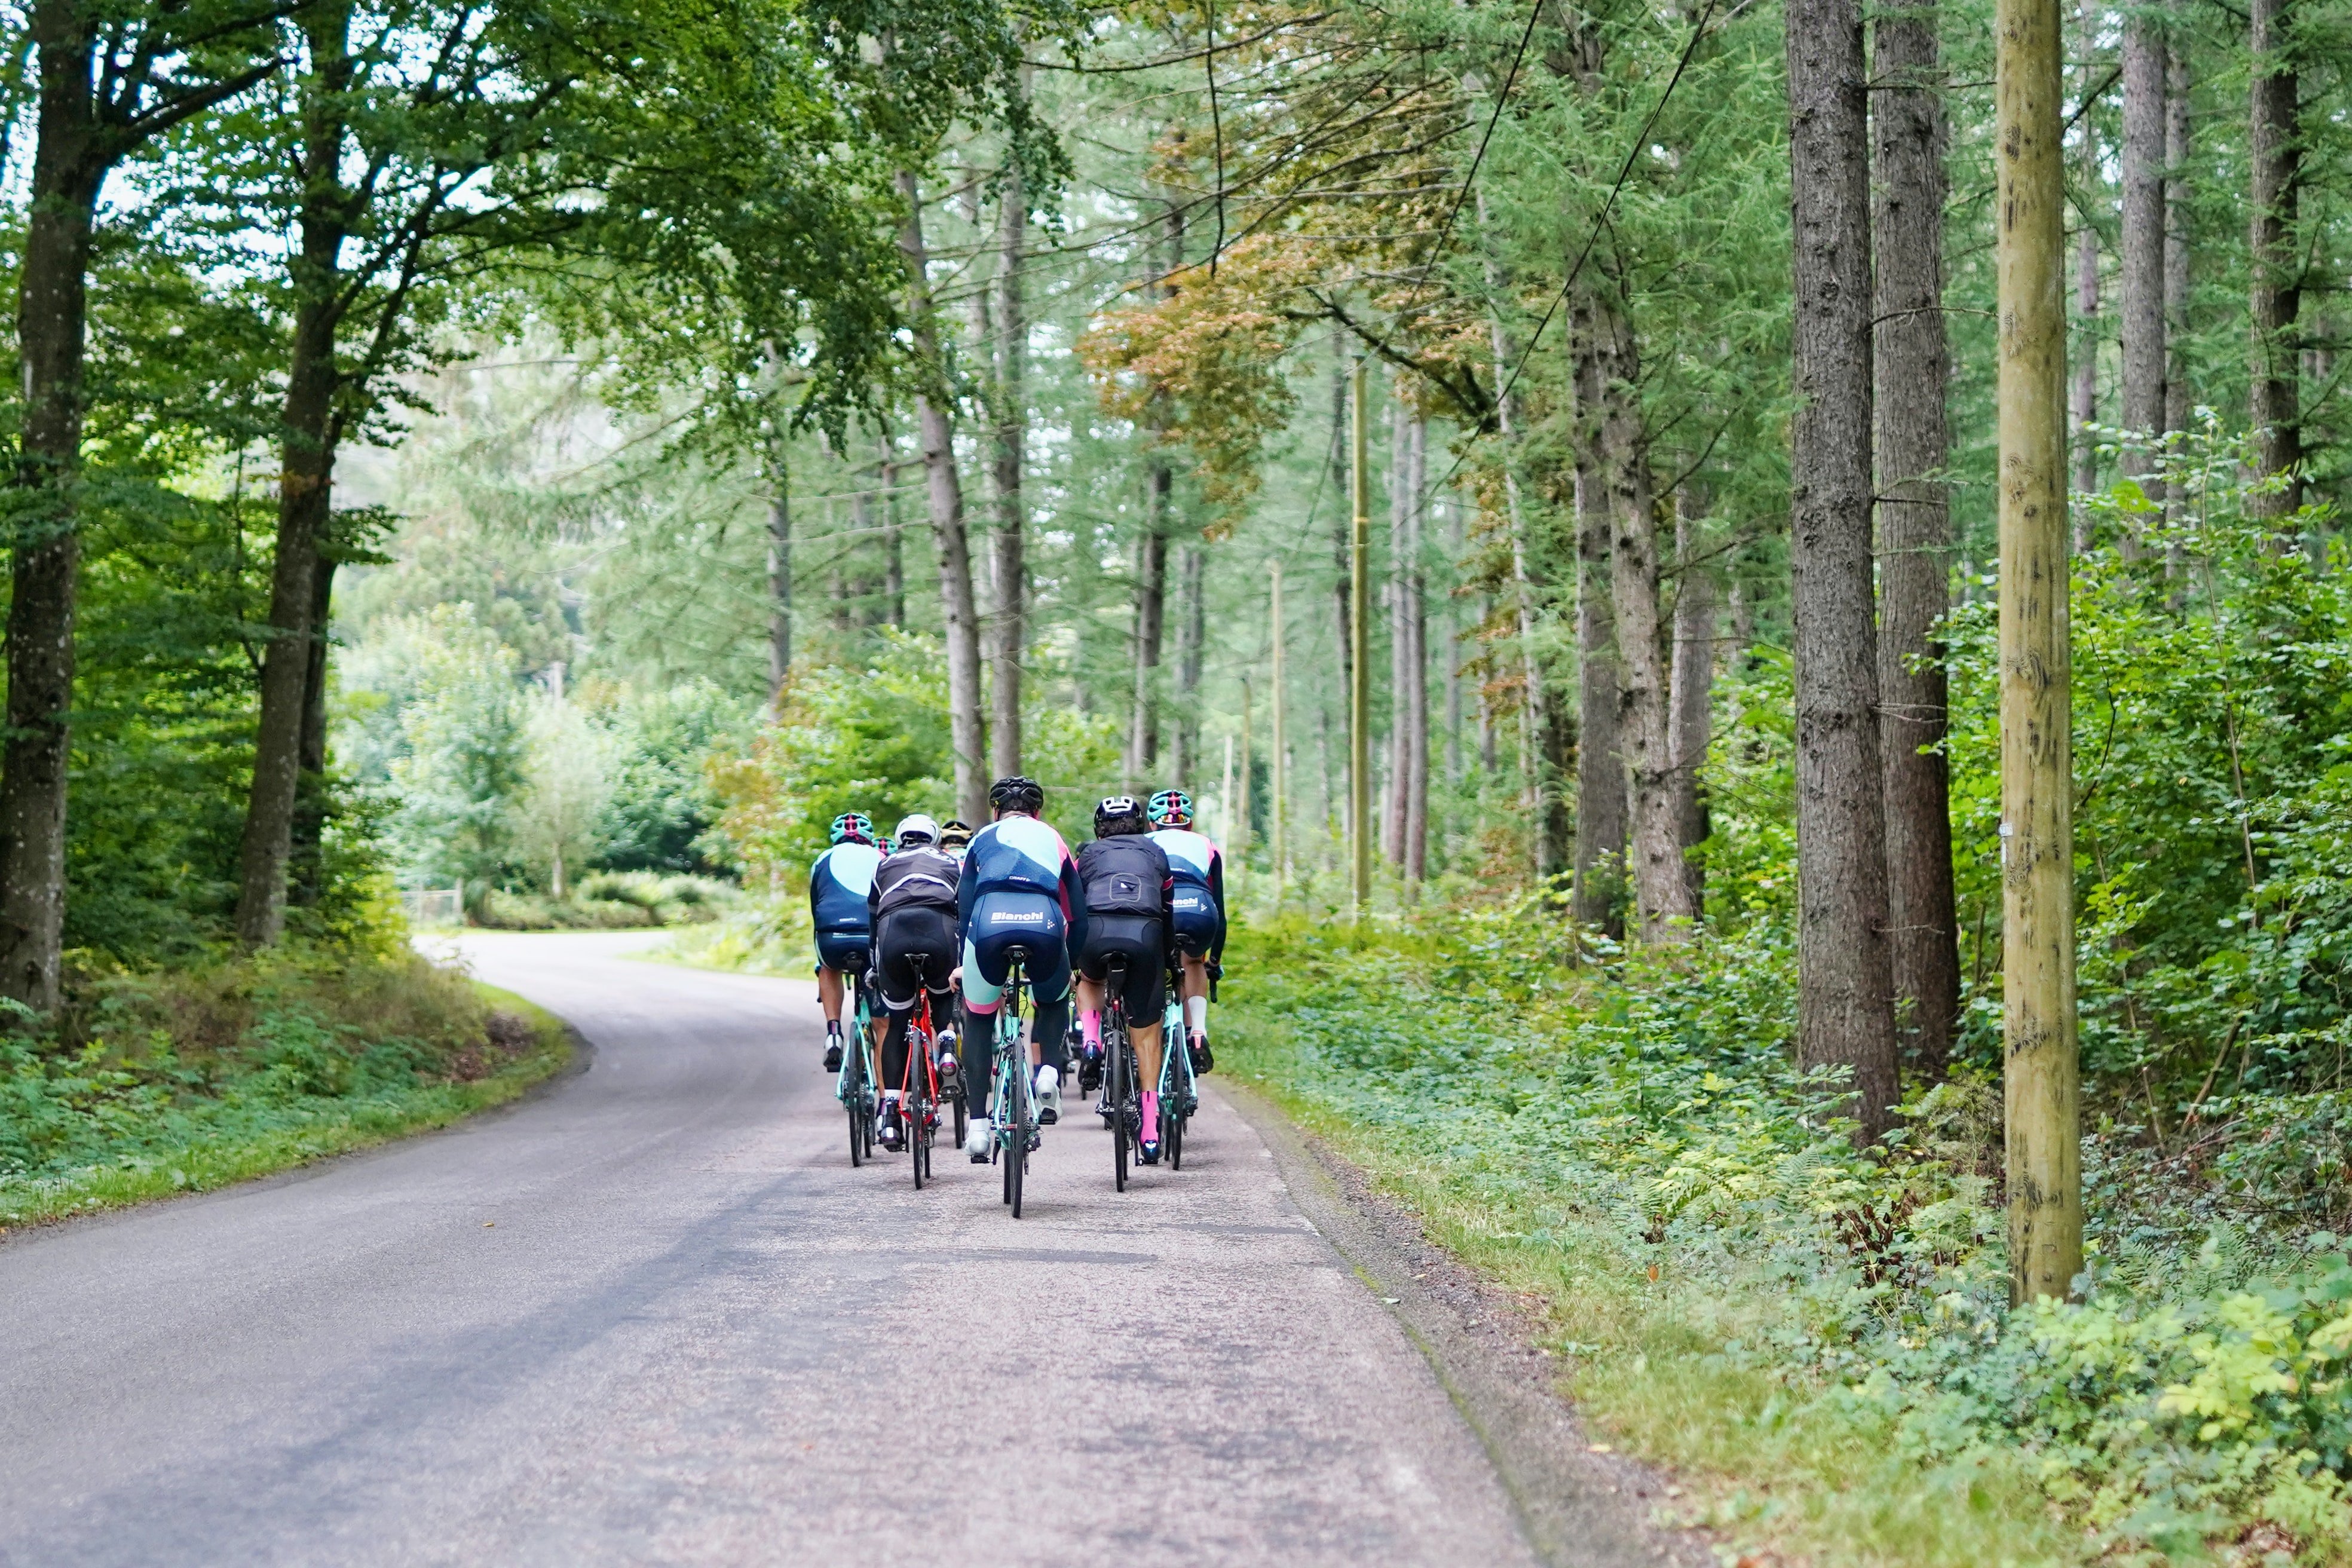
[1184,995,1208,1038]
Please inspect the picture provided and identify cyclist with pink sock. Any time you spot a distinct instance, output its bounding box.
[1072,797,1177,1162]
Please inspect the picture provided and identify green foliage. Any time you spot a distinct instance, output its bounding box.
[0,951,565,1227]
[707,630,954,884]
[1223,908,2352,1563]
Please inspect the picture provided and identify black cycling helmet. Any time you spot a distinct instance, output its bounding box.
[1094,795,1144,837]
[989,776,1045,814]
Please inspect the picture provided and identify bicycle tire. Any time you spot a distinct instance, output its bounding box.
[1110,1012,1130,1193]
[856,1048,875,1171]
[1009,1059,1029,1219]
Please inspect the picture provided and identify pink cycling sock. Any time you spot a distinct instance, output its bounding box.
[1080,1009,1102,1049]
[1140,1091,1160,1144]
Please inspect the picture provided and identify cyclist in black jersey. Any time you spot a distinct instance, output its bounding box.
[866,815,960,1152]
[1072,797,1177,1162]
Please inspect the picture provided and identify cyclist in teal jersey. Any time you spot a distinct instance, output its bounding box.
[810,812,883,1071]
[1146,789,1225,1074]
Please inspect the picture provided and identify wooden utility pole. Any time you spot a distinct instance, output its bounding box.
[1997,0,2081,1304]
[1271,562,1288,895]
[1238,681,1254,869]
[1350,359,1372,917]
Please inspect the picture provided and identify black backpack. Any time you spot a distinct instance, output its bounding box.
[1079,837,1166,918]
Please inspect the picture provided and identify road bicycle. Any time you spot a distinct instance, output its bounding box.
[988,945,1040,1218]
[896,956,944,1189]
[835,954,878,1166]
[1157,987,1198,1171]
[1100,956,1141,1192]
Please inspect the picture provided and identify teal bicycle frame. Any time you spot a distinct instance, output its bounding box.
[990,949,1039,1217]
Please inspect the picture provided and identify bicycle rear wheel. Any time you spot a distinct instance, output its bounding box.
[844,1047,866,1168]
[1109,1015,1131,1193]
[1008,1062,1030,1218]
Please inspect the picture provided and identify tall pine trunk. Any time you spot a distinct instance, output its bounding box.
[2163,25,2192,529]
[896,169,986,819]
[765,426,792,699]
[2249,0,2301,520]
[1170,544,1205,786]
[1667,489,1716,917]
[1128,469,1171,785]
[1384,399,1408,866]
[287,555,337,908]
[990,160,1026,779]
[1874,0,1962,1076]
[878,432,905,626]
[1570,301,1626,933]
[1787,0,1899,1140]
[1595,295,1690,942]
[236,0,356,947]
[2119,5,2167,487]
[1402,415,1429,888]
[2,14,106,1002]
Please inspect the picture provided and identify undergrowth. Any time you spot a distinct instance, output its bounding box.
[1221,906,2352,1567]
[0,946,569,1230]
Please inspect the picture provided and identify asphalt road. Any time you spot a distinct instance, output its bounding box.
[0,932,1554,1567]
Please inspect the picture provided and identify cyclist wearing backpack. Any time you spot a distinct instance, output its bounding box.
[1073,797,1177,1162]
[957,777,1088,1160]
[810,812,883,1071]
[1147,789,1225,1074]
[865,815,961,1152]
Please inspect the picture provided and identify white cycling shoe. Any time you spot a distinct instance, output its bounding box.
[965,1116,993,1162]
[1034,1064,1061,1125]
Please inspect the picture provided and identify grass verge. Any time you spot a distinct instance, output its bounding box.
[1,951,572,1235]
[1220,911,2351,1567]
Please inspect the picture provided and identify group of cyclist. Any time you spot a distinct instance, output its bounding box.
[806,776,1226,1169]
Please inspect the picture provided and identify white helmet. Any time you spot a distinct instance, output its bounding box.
[893,813,940,849]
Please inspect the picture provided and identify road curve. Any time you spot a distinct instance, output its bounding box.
[1,932,1546,1567]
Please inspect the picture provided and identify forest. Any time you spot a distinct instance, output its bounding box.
[4,0,2352,1557]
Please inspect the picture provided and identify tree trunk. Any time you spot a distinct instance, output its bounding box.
[879,432,905,626]
[2070,183,2100,514]
[3,7,109,1004]
[1,3,118,1006]
[2249,0,2301,520]
[1995,0,2080,1303]
[1128,471,1170,785]
[990,158,1027,779]
[1403,416,1429,888]
[1327,332,1353,721]
[896,168,986,820]
[1443,495,1465,788]
[2119,5,2167,486]
[1873,0,1962,1077]
[1170,544,1205,786]
[287,555,338,908]
[1787,0,1899,1141]
[1595,298,1690,942]
[2163,23,2192,529]
[1570,304,1626,934]
[765,425,792,700]
[1385,399,1408,866]
[1667,490,1716,917]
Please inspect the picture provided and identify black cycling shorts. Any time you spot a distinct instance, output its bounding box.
[1079,915,1166,1023]
[815,930,869,975]
[874,906,958,1013]
[1169,887,1218,956]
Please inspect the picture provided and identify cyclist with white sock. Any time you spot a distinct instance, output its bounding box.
[1146,789,1225,1074]
[866,814,961,1152]
[809,812,883,1072]
[956,777,1088,1161]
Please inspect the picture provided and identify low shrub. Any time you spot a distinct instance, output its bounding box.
[472,874,733,930]
[1222,906,2352,1565]
[0,945,566,1227]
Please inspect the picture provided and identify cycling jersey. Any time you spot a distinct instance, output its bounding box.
[810,841,882,935]
[958,814,1087,949]
[1076,835,1173,921]
[810,840,882,974]
[1147,827,1226,963]
[868,845,961,922]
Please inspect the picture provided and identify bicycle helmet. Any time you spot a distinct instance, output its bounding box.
[1147,789,1193,828]
[989,775,1045,814]
[1094,795,1144,837]
[938,819,973,849]
[828,811,875,846]
[893,813,939,849]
